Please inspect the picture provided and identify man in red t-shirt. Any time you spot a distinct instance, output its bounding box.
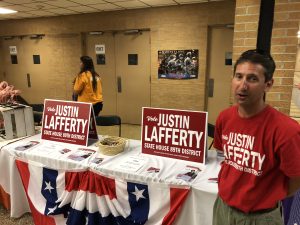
[213,49,300,225]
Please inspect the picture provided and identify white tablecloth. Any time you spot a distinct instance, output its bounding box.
[0,134,220,225]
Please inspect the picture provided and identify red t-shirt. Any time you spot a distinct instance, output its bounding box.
[214,105,300,213]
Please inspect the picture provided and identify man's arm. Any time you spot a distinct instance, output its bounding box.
[288,177,300,197]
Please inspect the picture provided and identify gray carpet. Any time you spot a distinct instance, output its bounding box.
[0,205,33,225]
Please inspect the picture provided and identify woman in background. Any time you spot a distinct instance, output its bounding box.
[73,56,103,116]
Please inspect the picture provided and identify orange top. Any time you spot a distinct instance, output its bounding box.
[74,71,103,104]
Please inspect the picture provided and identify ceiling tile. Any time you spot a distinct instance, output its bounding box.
[2,0,33,3]
[140,0,177,7]
[46,0,81,7]
[27,9,57,16]
[105,0,133,2]
[46,8,77,15]
[0,2,13,7]
[176,0,208,4]
[71,0,106,4]
[0,0,225,20]
[68,5,99,13]
[3,4,34,12]
[13,11,37,17]
[114,0,149,9]
[90,3,122,11]
[22,3,58,10]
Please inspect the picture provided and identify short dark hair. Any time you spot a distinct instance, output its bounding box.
[234,49,276,82]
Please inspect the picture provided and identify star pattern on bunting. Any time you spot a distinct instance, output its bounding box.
[44,181,54,193]
[132,185,146,202]
[47,205,57,215]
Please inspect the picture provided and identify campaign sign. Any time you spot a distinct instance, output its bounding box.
[142,107,207,164]
[41,99,98,146]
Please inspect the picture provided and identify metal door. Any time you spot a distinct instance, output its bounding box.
[206,27,234,124]
[86,33,117,115]
[115,31,151,124]
[85,31,151,124]
[1,34,81,103]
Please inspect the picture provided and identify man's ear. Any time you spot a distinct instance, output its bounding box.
[265,78,274,91]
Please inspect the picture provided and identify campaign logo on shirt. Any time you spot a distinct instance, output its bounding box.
[222,132,266,176]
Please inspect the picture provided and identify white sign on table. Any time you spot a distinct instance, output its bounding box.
[113,156,147,173]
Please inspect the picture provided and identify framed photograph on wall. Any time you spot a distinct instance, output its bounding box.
[158,49,199,79]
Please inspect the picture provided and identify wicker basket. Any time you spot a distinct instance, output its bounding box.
[96,136,126,156]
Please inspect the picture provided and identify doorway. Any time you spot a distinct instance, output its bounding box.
[1,34,81,103]
[86,33,117,116]
[86,30,151,124]
[206,26,234,124]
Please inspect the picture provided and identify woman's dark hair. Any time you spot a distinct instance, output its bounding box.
[234,49,276,82]
[80,56,99,92]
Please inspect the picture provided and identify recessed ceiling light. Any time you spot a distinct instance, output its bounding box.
[124,29,140,35]
[0,7,17,14]
[89,31,104,35]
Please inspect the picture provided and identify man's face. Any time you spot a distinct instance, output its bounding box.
[232,62,273,108]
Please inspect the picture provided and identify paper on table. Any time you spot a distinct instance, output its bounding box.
[67,148,96,162]
[14,141,40,151]
[113,155,147,173]
[176,165,202,182]
[28,142,72,157]
[90,157,104,165]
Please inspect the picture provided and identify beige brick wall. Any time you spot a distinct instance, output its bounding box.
[273,1,299,115]
[234,0,300,116]
[233,0,260,61]
[0,1,235,110]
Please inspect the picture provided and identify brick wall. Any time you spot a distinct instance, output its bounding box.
[0,1,235,111]
[234,0,300,116]
[233,0,260,59]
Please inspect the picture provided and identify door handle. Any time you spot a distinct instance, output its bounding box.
[208,78,214,97]
[27,73,31,88]
[117,76,122,93]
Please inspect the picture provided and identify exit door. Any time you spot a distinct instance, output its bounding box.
[206,27,234,124]
[115,32,150,124]
[86,33,117,116]
[86,31,151,124]
[1,34,81,103]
